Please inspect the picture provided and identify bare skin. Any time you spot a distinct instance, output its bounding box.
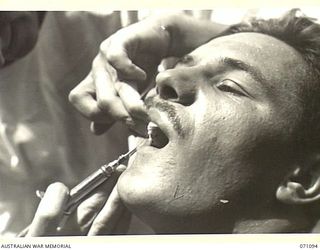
[69,13,228,135]
[27,32,320,235]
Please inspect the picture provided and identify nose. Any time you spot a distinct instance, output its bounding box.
[155,68,198,106]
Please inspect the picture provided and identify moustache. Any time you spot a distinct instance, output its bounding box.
[144,96,184,137]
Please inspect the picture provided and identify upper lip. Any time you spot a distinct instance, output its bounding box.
[145,96,182,140]
[147,107,173,141]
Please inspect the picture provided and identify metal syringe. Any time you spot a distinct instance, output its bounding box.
[17,84,155,236]
[17,144,141,237]
[65,147,138,211]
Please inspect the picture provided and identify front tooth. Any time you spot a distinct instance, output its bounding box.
[147,122,158,129]
[147,122,158,145]
[147,122,158,136]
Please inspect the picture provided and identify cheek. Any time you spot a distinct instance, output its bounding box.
[182,99,291,201]
[170,140,261,215]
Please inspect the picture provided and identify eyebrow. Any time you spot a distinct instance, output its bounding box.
[177,55,268,87]
[219,57,267,86]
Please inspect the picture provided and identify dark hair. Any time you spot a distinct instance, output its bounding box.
[221,9,320,152]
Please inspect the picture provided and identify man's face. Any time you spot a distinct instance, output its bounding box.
[117,33,310,233]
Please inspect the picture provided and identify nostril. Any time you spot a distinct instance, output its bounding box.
[159,84,178,100]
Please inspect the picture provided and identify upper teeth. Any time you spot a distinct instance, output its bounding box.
[147,122,158,136]
[147,122,158,139]
[147,122,158,144]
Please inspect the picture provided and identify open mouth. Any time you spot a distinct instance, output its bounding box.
[147,122,169,149]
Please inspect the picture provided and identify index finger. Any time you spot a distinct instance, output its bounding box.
[100,38,146,81]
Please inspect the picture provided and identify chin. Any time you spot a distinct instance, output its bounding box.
[117,169,165,231]
[117,147,187,226]
[117,148,168,208]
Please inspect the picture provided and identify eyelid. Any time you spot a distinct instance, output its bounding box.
[218,79,253,98]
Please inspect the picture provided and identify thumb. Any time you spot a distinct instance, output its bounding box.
[27,183,69,236]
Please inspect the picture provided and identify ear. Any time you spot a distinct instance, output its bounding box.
[276,153,320,205]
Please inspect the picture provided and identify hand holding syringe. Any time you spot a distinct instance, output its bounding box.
[18,129,153,237]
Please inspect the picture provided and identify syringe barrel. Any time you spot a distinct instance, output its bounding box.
[66,165,114,209]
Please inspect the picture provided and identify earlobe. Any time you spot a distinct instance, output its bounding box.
[276,165,320,205]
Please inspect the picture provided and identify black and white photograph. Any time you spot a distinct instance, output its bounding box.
[0,5,319,248]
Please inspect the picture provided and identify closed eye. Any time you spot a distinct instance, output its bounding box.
[216,79,251,98]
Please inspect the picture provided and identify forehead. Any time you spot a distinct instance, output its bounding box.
[190,32,309,94]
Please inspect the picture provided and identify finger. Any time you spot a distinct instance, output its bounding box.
[100,38,146,81]
[115,81,148,121]
[126,119,149,138]
[27,183,69,237]
[69,73,115,124]
[115,164,127,174]
[87,184,127,235]
[58,165,127,235]
[92,55,131,121]
[60,191,109,235]
[72,168,124,234]
[90,121,114,135]
[112,208,131,234]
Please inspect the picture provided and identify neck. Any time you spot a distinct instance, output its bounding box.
[134,203,313,234]
[233,208,312,233]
